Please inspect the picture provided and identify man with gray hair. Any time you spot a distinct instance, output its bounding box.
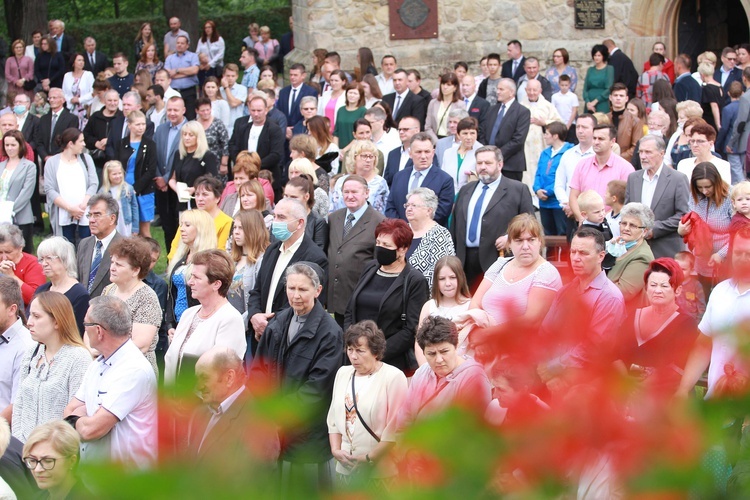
[385,132,455,226]
[188,346,279,462]
[63,295,157,467]
[105,90,155,160]
[247,198,328,351]
[625,134,690,258]
[516,57,553,103]
[83,36,109,75]
[76,194,122,298]
[0,276,32,424]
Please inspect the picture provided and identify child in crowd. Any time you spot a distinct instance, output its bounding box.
[578,189,615,270]
[31,91,49,116]
[675,251,706,320]
[551,74,579,143]
[729,181,750,235]
[605,180,626,239]
[100,160,138,237]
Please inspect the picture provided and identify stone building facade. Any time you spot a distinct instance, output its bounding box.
[287,0,749,89]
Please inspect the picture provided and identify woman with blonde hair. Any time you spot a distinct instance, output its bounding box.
[166,209,217,330]
[11,292,91,442]
[698,61,724,131]
[329,140,389,214]
[22,421,87,498]
[33,236,89,334]
[168,120,219,212]
[227,209,269,317]
[288,157,329,218]
[666,100,704,166]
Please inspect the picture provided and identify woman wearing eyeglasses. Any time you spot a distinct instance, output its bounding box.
[608,203,655,308]
[11,292,91,443]
[329,140,389,214]
[22,420,90,498]
[404,187,454,287]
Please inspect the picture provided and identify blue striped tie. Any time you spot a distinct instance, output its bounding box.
[88,241,103,292]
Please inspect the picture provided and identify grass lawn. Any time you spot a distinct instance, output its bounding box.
[32,216,170,277]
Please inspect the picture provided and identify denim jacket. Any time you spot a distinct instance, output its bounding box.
[103,183,139,229]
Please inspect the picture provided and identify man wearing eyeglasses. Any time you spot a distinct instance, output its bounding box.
[76,194,122,299]
[385,133,454,227]
[715,47,744,105]
[625,135,690,259]
[63,295,157,467]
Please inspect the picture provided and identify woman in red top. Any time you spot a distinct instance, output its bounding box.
[0,224,44,307]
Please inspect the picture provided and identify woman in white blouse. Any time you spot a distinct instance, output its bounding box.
[11,292,91,442]
[62,54,94,128]
[195,20,225,77]
[164,249,246,385]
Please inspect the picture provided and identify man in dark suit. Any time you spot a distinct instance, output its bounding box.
[36,88,79,163]
[15,94,40,153]
[673,53,702,103]
[480,78,531,181]
[385,132,454,226]
[501,40,526,83]
[153,96,187,252]
[279,16,294,75]
[188,347,279,464]
[715,46,744,104]
[247,198,328,350]
[382,69,427,130]
[277,63,317,138]
[461,74,490,140]
[51,20,75,68]
[383,116,420,186]
[76,194,122,298]
[229,94,284,193]
[105,90,155,160]
[82,37,109,75]
[603,39,639,98]
[450,145,535,289]
[625,135,690,259]
[327,175,386,326]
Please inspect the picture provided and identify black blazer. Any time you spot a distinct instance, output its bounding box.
[277,83,318,128]
[382,91,427,129]
[480,100,531,172]
[20,114,40,154]
[383,146,412,187]
[113,136,158,194]
[715,67,745,103]
[502,57,526,82]
[37,108,79,161]
[83,50,109,75]
[608,49,639,98]
[450,178,535,273]
[305,212,329,253]
[228,117,284,180]
[467,95,490,139]
[59,33,76,66]
[247,236,329,320]
[344,260,429,373]
[105,115,155,160]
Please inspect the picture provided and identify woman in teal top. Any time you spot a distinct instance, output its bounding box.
[334,81,367,149]
[583,44,615,113]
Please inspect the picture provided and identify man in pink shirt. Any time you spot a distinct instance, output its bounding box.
[568,124,634,224]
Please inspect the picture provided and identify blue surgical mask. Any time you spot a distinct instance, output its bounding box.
[606,239,638,258]
[272,221,295,241]
[13,105,25,116]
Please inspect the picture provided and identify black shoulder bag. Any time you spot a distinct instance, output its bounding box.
[351,373,380,442]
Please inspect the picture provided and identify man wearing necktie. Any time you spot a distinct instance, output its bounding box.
[480,78,530,182]
[76,194,123,298]
[83,37,109,75]
[450,145,534,290]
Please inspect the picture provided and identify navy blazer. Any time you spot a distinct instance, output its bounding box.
[105,115,155,160]
[383,146,411,187]
[480,100,530,173]
[382,91,427,129]
[501,57,526,83]
[715,67,744,103]
[154,118,186,180]
[385,165,455,226]
[673,73,702,103]
[277,84,317,128]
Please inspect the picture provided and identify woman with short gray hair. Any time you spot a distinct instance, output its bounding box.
[404,187,455,287]
[33,236,89,334]
[608,202,655,306]
[0,223,45,307]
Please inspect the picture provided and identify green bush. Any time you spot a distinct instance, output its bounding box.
[64,8,291,68]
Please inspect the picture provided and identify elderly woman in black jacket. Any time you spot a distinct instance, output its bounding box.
[345,218,429,376]
[249,262,343,492]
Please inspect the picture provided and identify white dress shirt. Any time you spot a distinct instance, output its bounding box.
[640,165,662,208]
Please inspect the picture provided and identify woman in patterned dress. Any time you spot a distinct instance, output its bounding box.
[90,237,161,377]
[404,187,455,287]
[11,292,91,442]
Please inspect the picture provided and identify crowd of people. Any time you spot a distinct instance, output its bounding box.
[2,17,750,497]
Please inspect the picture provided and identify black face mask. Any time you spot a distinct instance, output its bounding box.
[375,246,398,266]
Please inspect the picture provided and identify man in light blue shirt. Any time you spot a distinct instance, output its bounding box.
[164,36,199,120]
